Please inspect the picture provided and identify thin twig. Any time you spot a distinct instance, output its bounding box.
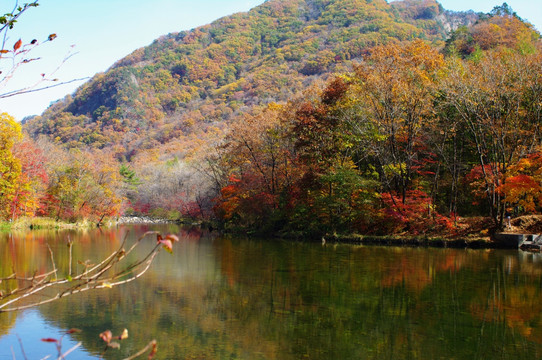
[0,1,38,35]
[122,340,157,360]
[58,342,82,359]
[47,244,58,280]
[17,334,28,360]
[67,236,73,278]
[100,251,159,288]
[80,231,131,276]
[0,77,88,98]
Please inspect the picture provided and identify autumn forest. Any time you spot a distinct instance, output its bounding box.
[2,0,542,238]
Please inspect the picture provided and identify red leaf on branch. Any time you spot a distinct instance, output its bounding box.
[148,340,157,359]
[165,234,179,242]
[41,338,58,343]
[159,239,173,254]
[99,330,113,344]
[13,39,22,51]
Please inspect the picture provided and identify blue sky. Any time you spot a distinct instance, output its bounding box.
[0,0,540,121]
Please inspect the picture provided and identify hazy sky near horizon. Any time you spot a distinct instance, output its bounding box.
[1,0,540,121]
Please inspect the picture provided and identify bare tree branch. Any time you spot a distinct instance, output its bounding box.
[0,231,176,313]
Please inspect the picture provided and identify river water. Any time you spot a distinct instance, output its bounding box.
[1,224,542,359]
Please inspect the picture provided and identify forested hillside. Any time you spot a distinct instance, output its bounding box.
[24,0,474,155]
[6,0,541,237]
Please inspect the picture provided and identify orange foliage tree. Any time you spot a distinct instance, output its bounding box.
[442,48,542,226]
[10,139,48,218]
[497,152,542,213]
[214,105,297,229]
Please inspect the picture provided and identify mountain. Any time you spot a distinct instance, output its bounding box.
[24,0,478,160]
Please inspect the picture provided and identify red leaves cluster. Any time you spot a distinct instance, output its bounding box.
[214,173,278,225]
[321,77,349,105]
[380,190,453,234]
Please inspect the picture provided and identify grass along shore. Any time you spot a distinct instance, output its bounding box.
[0,217,100,231]
[0,215,180,231]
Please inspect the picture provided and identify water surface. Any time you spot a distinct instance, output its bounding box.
[1,225,542,359]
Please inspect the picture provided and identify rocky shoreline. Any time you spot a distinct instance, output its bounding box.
[115,216,177,225]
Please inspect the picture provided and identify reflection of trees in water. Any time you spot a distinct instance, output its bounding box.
[4,227,542,359]
[0,225,199,357]
[468,264,542,346]
[0,312,16,338]
[35,240,542,359]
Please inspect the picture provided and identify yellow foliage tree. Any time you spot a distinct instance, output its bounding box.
[0,112,22,220]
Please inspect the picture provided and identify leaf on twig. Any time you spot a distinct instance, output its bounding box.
[66,328,82,334]
[157,234,176,253]
[102,282,113,288]
[0,50,9,54]
[48,33,57,41]
[119,328,129,340]
[13,39,22,51]
[160,239,173,254]
[41,338,58,343]
[99,330,113,344]
[148,340,157,359]
[165,234,180,242]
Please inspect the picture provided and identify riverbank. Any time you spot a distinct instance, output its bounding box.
[324,234,502,248]
[1,216,180,231]
[1,217,98,231]
[316,215,542,249]
[4,214,542,250]
[0,215,204,232]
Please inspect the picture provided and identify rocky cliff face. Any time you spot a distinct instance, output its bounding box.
[436,10,479,34]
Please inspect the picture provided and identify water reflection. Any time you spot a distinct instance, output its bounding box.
[0,309,94,360]
[1,226,542,359]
